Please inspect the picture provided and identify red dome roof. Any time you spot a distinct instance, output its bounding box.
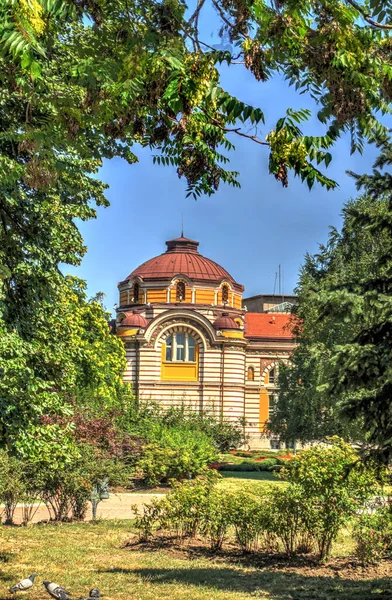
[121,237,244,292]
[119,311,148,328]
[213,313,240,330]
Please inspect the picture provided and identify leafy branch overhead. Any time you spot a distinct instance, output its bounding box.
[0,0,391,199]
[0,0,392,458]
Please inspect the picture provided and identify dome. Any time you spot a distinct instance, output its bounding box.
[213,313,240,330]
[119,311,148,328]
[121,236,244,292]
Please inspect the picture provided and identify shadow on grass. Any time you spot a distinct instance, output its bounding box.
[0,552,13,564]
[103,566,392,600]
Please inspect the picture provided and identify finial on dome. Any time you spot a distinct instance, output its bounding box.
[181,213,184,238]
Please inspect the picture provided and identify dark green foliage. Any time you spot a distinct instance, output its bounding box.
[270,146,392,461]
[218,458,279,472]
[267,191,391,448]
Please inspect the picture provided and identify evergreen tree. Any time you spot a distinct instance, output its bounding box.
[268,191,390,449]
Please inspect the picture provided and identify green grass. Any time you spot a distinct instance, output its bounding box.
[220,470,281,481]
[216,471,286,493]
[0,520,388,600]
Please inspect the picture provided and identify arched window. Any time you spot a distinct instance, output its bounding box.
[176,281,186,302]
[222,284,229,304]
[132,282,139,304]
[165,332,196,362]
[247,366,255,381]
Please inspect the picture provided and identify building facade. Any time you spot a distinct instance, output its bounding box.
[115,235,295,448]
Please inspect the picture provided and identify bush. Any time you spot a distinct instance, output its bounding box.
[218,462,260,472]
[137,428,217,485]
[0,451,26,524]
[267,485,312,555]
[354,510,392,565]
[160,405,248,452]
[200,488,232,551]
[133,470,218,540]
[41,445,130,521]
[217,458,278,472]
[133,438,383,562]
[134,471,232,551]
[281,438,382,561]
[228,491,268,553]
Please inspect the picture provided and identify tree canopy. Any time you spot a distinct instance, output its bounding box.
[1,0,392,460]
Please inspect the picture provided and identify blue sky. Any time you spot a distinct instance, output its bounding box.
[66,25,381,314]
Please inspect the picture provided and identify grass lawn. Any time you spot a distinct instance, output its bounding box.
[217,471,286,493]
[0,520,391,600]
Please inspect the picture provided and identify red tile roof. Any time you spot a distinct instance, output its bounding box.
[244,313,294,339]
[119,311,149,328]
[121,237,244,292]
[213,313,239,330]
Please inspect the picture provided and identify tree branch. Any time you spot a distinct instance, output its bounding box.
[345,0,392,30]
[211,0,247,38]
[224,127,270,145]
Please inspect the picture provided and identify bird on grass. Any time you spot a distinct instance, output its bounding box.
[78,589,100,600]
[43,581,71,600]
[9,574,37,594]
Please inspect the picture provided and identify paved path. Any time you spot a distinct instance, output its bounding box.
[2,492,164,525]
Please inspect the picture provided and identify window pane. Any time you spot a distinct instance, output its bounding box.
[176,333,185,347]
[268,394,277,418]
[269,368,275,384]
[176,345,185,361]
[166,336,172,361]
[188,336,195,362]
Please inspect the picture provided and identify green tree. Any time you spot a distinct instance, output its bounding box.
[323,145,392,461]
[268,193,389,447]
[1,0,392,460]
[0,275,126,463]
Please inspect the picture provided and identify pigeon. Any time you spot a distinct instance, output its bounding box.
[9,574,37,593]
[78,589,100,600]
[43,581,71,600]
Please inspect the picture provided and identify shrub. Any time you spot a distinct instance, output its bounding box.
[354,510,392,565]
[200,488,232,551]
[217,458,278,472]
[228,491,268,553]
[281,438,382,561]
[137,428,217,485]
[160,405,248,452]
[267,485,311,555]
[218,462,260,472]
[41,445,129,521]
[133,470,218,540]
[0,451,26,524]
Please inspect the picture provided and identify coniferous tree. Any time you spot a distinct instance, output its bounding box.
[268,189,391,452]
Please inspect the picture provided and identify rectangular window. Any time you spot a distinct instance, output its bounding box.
[187,336,195,362]
[165,340,172,361]
[268,393,277,419]
[176,333,185,361]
